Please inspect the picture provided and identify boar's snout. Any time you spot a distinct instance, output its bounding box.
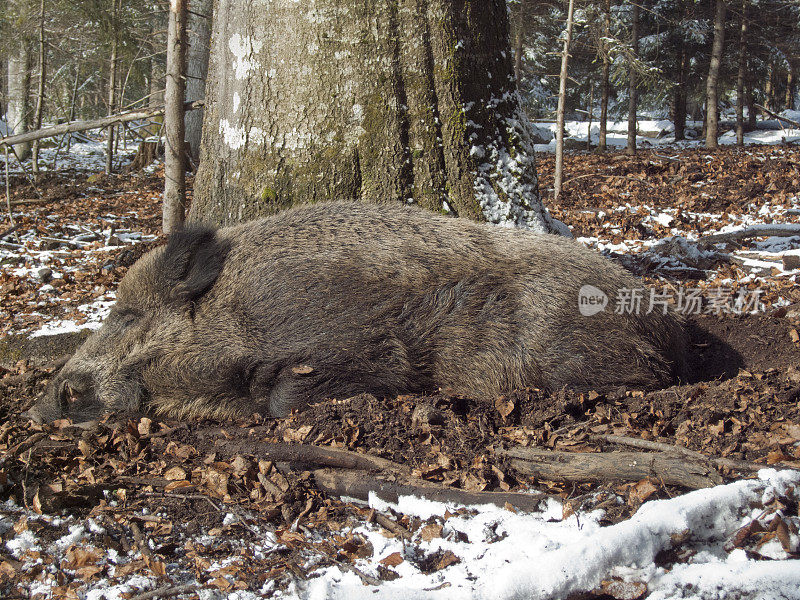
[28,369,106,425]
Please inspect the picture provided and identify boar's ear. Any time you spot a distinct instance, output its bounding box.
[161,227,229,304]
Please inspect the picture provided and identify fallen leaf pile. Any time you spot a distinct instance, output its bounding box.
[1,146,799,597]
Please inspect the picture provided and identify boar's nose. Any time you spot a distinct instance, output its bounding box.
[22,406,44,424]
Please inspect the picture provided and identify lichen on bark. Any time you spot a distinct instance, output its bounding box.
[192,0,563,234]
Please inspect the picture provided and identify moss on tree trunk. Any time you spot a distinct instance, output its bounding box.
[193,0,563,233]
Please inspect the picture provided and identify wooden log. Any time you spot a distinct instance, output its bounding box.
[499,446,723,489]
[0,100,204,148]
[754,104,800,128]
[700,224,800,246]
[211,440,412,475]
[312,468,552,513]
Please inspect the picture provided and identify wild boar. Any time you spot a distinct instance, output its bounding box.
[27,201,685,424]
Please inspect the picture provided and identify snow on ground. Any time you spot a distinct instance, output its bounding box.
[534,110,800,152]
[2,122,800,598]
[0,131,137,174]
[4,470,799,599]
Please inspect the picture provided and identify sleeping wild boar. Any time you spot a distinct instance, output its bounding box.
[27,201,685,424]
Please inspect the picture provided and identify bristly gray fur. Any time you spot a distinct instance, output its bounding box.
[28,201,685,423]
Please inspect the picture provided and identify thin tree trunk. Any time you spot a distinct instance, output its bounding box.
[554,0,576,203]
[65,64,80,155]
[514,28,523,91]
[626,0,640,156]
[673,29,688,140]
[746,76,756,128]
[586,81,593,150]
[163,0,189,234]
[787,69,796,110]
[735,0,748,146]
[185,0,212,161]
[32,0,46,175]
[598,0,610,151]
[6,43,32,161]
[106,0,119,174]
[765,63,773,112]
[704,0,726,149]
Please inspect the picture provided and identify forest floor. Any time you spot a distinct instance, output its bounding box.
[1,144,800,599]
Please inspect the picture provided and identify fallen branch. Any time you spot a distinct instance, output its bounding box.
[313,468,552,512]
[211,440,412,475]
[591,434,794,474]
[498,446,723,489]
[699,224,800,246]
[129,583,201,600]
[754,104,800,129]
[0,100,204,148]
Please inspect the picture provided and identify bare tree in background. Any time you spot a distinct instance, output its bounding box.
[705,0,726,149]
[184,0,211,161]
[5,0,33,163]
[31,0,46,175]
[598,0,611,152]
[163,0,189,234]
[105,0,120,173]
[554,0,576,202]
[626,0,640,156]
[736,0,749,146]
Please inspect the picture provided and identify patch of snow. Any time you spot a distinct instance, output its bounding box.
[292,470,800,600]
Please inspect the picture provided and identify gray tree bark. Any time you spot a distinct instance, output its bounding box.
[185,0,212,160]
[704,0,726,149]
[598,0,611,152]
[554,0,575,202]
[626,0,640,156]
[105,0,119,174]
[6,41,32,161]
[735,0,748,146]
[192,0,564,233]
[31,0,46,175]
[163,0,189,234]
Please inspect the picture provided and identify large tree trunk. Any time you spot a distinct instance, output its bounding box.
[6,41,32,161]
[626,0,640,156]
[598,0,610,152]
[192,0,563,233]
[554,0,575,202]
[163,0,189,234]
[185,0,212,161]
[704,0,725,149]
[735,0,748,146]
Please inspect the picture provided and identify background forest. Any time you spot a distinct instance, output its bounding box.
[1,0,798,163]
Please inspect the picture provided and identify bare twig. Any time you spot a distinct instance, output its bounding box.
[129,583,201,600]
